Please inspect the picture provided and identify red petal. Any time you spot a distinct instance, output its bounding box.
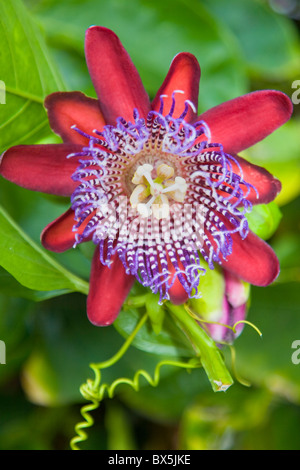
[152,52,200,122]
[41,208,77,253]
[0,144,82,196]
[235,154,281,204]
[41,207,96,253]
[45,92,106,145]
[85,26,150,124]
[167,254,189,305]
[168,278,189,305]
[221,230,280,287]
[224,271,249,308]
[87,246,135,326]
[199,90,293,154]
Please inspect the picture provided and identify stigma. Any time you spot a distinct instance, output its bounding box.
[129,163,187,219]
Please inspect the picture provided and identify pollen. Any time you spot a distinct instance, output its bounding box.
[130,163,188,219]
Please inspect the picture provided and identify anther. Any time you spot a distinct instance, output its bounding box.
[132,163,154,185]
[130,163,187,218]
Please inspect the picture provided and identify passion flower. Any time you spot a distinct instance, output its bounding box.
[0,26,293,326]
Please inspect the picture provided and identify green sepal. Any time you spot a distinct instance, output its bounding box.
[245,202,282,240]
[189,261,225,321]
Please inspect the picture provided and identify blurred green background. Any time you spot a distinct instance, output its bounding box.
[0,0,300,450]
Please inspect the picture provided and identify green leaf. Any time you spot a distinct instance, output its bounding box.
[0,0,64,152]
[0,204,88,295]
[0,266,71,301]
[246,202,282,240]
[114,306,194,357]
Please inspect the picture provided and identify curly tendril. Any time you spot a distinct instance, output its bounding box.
[70,308,262,450]
[70,313,202,450]
[184,304,263,338]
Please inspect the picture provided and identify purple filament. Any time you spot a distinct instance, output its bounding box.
[68,96,257,302]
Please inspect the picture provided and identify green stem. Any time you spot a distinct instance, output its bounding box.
[168,304,233,392]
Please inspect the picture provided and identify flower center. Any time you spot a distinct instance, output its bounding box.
[129,163,187,219]
[69,93,256,302]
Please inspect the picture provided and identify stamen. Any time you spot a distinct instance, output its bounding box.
[132,163,154,185]
[162,176,187,194]
[156,164,174,181]
[130,184,150,208]
[130,163,188,220]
